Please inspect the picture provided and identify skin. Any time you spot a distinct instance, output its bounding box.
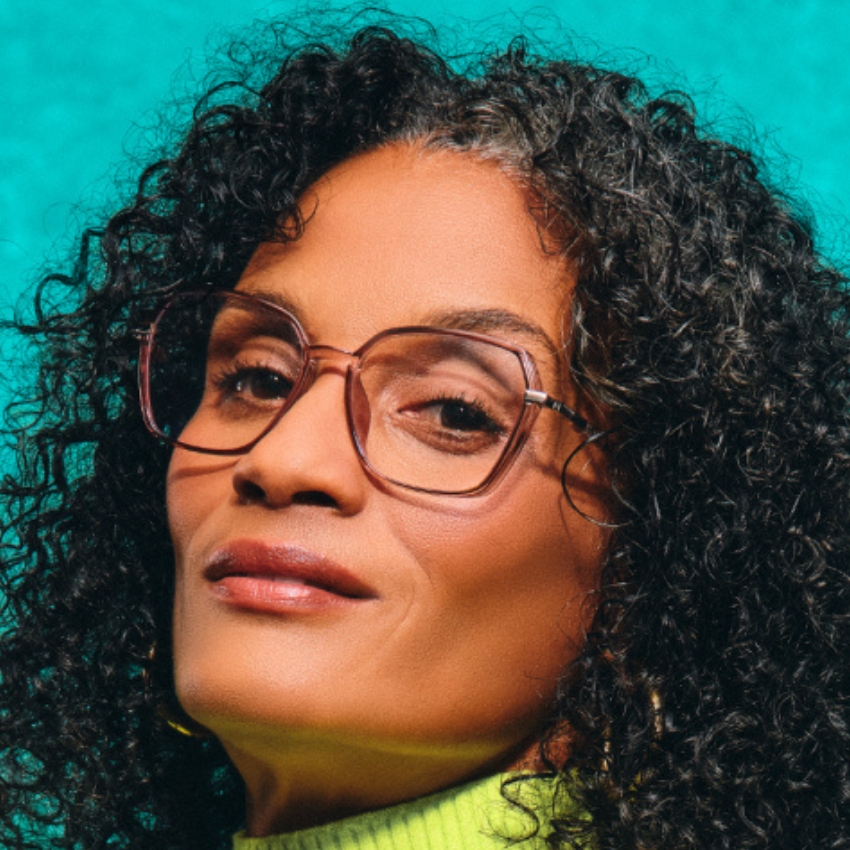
[167,144,610,835]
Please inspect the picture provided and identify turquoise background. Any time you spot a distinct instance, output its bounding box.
[2,0,849,310]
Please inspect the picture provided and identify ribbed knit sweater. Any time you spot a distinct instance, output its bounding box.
[232,773,571,850]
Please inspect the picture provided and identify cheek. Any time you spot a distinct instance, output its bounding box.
[381,467,607,725]
[166,455,194,554]
[166,452,232,560]
[391,459,606,601]
[166,456,230,666]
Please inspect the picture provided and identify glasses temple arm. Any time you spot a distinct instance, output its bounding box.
[524,389,593,433]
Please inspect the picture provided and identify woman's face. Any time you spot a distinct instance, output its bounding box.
[167,144,609,827]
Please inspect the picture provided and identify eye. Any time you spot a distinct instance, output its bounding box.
[233,367,293,400]
[210,361,295,407]
[387,392,509,457]
[424,396,502,434]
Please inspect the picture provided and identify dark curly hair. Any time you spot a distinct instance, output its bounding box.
[2,11,849,850]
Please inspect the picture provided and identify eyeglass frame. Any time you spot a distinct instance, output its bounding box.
[137,289,598,496]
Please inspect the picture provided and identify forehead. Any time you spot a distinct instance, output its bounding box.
[237,144,575,362]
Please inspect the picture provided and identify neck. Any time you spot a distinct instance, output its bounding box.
[223,731,539,835]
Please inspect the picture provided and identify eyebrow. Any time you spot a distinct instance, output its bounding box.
[240,287,301,317]
[242,288,563,365]
[421,307,563,365]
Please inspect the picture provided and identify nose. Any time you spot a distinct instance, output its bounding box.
[230,362,369,514]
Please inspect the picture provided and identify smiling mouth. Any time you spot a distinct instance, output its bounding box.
[203,541,376,613]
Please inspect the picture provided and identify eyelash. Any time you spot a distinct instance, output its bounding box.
[209,358,293,396]
[417,392,506,434]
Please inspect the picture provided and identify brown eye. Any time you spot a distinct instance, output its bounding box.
[233,368,294,401]
[213,365,294,405]
[426,397,502,434]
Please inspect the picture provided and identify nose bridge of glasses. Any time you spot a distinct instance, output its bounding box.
[282,343,358,415]
[305,343,359,378]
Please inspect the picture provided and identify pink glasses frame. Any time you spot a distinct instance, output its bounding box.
[137,290,595,496]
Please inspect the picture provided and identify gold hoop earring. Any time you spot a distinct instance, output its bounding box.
[144,643,212,739]
[157,704,211,738]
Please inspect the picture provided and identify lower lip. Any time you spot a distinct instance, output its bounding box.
[209,576,368,614]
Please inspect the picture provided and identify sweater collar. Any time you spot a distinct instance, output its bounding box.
[232,772,564,850]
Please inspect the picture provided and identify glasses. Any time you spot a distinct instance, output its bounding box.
[138,290,596,496]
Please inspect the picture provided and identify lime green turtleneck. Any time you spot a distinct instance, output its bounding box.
[232,772,574,850]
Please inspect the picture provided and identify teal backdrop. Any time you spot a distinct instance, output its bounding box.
[2,0,849,309]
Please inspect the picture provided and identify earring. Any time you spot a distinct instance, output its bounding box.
[143,643,212,739]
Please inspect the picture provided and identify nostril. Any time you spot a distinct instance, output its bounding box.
[234,476,338,509]
[236,479,267,504]
[291,490,338,508]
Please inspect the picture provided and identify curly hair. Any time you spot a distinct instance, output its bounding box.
[2,12,849,850]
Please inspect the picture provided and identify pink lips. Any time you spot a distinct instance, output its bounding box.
[204,541,376,614]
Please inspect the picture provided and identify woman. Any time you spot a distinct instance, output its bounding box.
[1,15,849,850]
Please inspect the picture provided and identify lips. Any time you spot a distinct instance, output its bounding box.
[203,540,376,613]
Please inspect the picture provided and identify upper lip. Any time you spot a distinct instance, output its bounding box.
[203,540,377,600]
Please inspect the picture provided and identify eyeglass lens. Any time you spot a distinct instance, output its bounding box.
[146,292,531,493]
